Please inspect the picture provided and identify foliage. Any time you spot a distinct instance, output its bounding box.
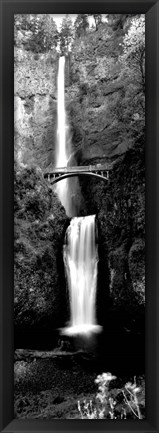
[59,15,74,54]
[105,18,145,142]
[14,14,59,53]
[93,14,103,30]
[14,14,33,32]
[106,14,130,31]
[102,18,145,141]
[88,14,103,31]
[78,373,144,419]
[14,14,32,47]
[119,16,145,92]
[107,84,145,143]
[74,14,89,38]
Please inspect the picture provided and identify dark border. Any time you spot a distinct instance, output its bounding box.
[0,1,159,432]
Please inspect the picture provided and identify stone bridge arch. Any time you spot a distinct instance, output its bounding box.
[44,171,109,185]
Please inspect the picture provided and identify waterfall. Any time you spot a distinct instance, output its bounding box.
[62,215,101,335]
[56,56,70,215]
[55,55,81,217]
[55,57,101,336]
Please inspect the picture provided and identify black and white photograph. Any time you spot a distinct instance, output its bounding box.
[14,13,145,420]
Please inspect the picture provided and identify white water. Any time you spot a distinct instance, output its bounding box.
[56,56,70,215]
[62,215,101,335]
[56,56,81,217]
[56,57,101,335]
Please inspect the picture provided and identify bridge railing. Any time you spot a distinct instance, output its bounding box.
[44,163,112,178]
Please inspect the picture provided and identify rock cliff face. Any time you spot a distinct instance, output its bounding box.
[14,48,58,168]
[14,165,69,342]
[67,25,125,163]
[79,136,145,331]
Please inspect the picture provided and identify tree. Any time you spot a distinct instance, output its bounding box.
[102,17,145,147]
[14,14,34,47]
[14,14,58,53]
[74,14,89,38]
[119,16,145,92]
[92,14,102,31]
[59,15,74,54]
[40,15,59,51]
[106,14,129,31]
[105,14,141,32]
[27,15,58,53]
[14,14,33,32]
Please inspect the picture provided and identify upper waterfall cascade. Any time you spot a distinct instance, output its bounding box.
[55,56,70,215]
[55,55,81,217]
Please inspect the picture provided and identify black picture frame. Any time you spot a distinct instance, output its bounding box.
[0,0,159,432]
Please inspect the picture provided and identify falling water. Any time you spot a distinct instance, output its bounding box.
[62,215,101,335]
[55,57,101,335]
[56,55,81,217]
[56,56,70,215]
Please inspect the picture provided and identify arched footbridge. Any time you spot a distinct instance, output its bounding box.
[44,164,112,185]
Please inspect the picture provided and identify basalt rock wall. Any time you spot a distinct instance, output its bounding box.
[14,164,69,346]
[14,48,58,169]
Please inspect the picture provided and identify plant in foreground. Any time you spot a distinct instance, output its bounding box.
[122,377,142,419]
[77,372,143,419]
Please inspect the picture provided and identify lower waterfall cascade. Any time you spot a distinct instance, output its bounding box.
[62,214,102,336]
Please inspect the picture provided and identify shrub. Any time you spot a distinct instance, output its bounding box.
[78,372,143,419]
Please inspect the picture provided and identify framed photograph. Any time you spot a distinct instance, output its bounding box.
[0,0,159,432]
